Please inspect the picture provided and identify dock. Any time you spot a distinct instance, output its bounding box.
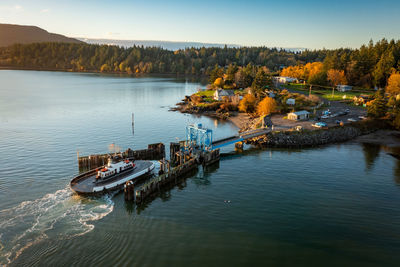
[77,123,271,206]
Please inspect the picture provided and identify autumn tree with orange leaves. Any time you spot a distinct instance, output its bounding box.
[327,69,347,87]
[280,62,325,84]
[257,97,277,116]
[387,72,400,95]
[238,94,257,113]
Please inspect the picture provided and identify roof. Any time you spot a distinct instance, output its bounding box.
[288,110,310,116]
[215,89,235,96]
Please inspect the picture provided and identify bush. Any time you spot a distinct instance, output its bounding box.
[257,97,277,116]
[239,94,257,113]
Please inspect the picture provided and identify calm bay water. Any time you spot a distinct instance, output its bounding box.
[1,70,400,266]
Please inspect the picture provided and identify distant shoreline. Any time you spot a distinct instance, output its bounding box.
[0,66,207,79]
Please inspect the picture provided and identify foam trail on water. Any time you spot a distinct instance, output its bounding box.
[0,186,114,265]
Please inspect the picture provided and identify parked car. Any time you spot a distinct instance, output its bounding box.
[347,118,357,122]
[358,116,367,120]
[312,122,327,128]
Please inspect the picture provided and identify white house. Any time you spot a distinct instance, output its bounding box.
[336,85,353,92]
[276,76,298,83]
[287,110,310,121]
[286,98,295,105]
[213,89,235,101]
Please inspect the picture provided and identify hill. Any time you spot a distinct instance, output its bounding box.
[0,23,83,47]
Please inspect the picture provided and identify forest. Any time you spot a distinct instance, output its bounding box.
[0,39,399,89]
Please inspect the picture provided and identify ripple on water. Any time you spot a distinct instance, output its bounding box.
[0,187,115,265]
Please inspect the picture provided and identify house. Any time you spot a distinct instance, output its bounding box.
[286,98,295,105]
[275,76,298,83]
[336,85,353,92]
[213,89,235,101]
[287,110,310,121]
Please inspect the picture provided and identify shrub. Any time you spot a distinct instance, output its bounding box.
[256,97,277,116]
[238,94,256,113]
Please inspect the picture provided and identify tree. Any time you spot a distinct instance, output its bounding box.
[209,64,224,83]
[100,63,111,72]
[367,90,388,118]
[257,97,277,116]
[373,50,395,87]
[238,94,256,113]
[387,72,400,95]
[251,69,269,96]
[224,64,237,86]
[327,69,347,86]
[214,77,224,88]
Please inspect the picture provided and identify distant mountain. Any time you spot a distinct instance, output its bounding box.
[78,38,306,52]
[0,23,83,47]
[78,38,240,50]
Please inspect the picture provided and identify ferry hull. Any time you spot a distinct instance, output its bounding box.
[70,160,155,196]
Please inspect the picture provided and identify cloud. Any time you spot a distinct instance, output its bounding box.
[14,5,22,10]
[40,9,50,13]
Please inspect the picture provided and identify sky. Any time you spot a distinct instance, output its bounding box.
[0,0,399,49]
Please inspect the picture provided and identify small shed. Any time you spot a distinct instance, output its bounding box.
[286,98,295,105]
[288,110,310,121]
[336,85,353,92]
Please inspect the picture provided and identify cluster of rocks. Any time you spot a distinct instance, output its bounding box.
[246,120,389,148]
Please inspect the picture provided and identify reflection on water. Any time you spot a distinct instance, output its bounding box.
[362,143,381,170]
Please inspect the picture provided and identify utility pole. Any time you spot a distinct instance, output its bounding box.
[309,84,312,96]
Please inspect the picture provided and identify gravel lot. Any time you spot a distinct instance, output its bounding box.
[271,101,367,130]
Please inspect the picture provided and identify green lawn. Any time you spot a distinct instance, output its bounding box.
[195,90,215,97]
[284,83,374,101]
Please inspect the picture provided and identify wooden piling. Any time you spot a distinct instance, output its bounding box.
[124,181,135,202]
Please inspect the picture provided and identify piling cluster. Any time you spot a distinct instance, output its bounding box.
[134,157,198,205]
[127,144,220,205]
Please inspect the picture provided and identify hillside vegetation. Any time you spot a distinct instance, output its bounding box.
[0,23,82,47]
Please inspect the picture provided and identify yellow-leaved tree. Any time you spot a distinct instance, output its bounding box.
[327,69,347,86]
[387,72,400,95]
[238,94,256,113]
[214,77,224,88]
[257,97,277,116]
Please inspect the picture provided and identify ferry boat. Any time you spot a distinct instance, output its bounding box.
[70,155,155,195]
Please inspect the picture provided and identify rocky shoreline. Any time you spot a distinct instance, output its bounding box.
[172,98,397,149]
[245,119,391,148]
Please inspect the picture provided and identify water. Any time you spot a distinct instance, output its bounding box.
[1,70,400,266]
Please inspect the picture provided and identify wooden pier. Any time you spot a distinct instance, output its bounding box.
[77,124,270,206]
[125,147,220,205]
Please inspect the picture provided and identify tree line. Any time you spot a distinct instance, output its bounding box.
[281,39,400,89]
[0,39,399,89]
[0,42,304,75]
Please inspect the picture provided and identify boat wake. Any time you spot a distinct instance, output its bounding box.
[0,186,114,265]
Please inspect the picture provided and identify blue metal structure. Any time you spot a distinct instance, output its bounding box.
[186,124,213,151]
[185,124,271,151]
